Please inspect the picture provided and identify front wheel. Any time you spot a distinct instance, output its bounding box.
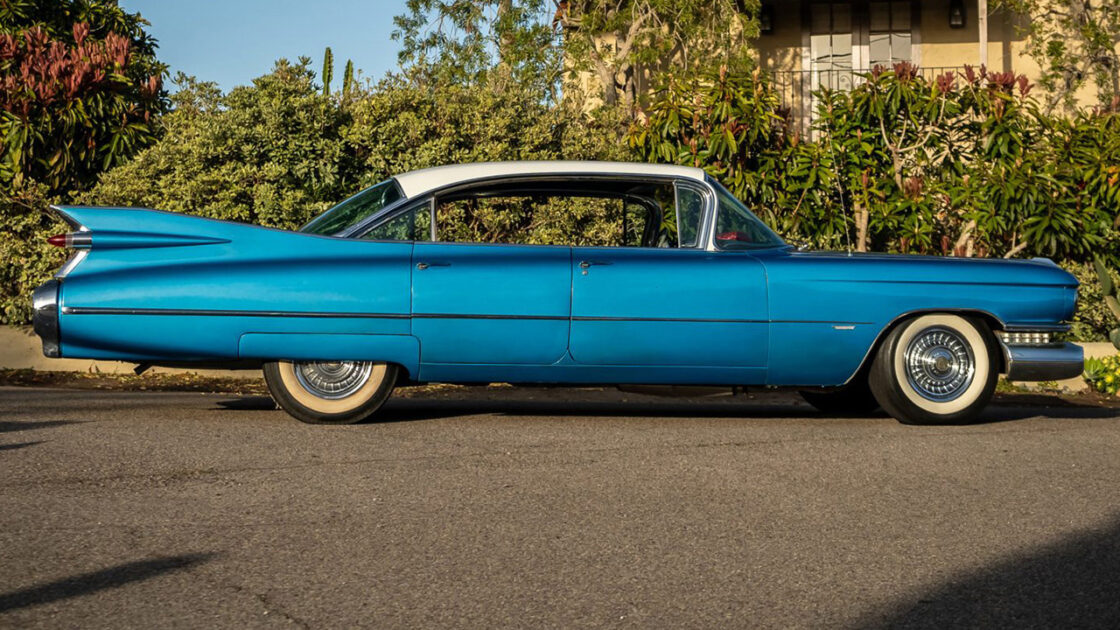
[868,314,998,425]
[263,361,398,424]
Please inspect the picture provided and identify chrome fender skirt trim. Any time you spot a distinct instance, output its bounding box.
[1001,341,1084,381]
[237,333,420,379]
[32,279,61,358]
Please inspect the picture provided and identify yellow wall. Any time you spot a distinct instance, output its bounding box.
[754,0,1099,107]
[756,3,804,74]
[916,0,1035,74]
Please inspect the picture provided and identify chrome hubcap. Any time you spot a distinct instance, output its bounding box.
[903,327,975,402]
[293,361,373,399]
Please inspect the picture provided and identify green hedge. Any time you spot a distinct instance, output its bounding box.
[3,61,1117,342]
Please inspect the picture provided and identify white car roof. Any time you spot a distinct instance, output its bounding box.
[391,161,709,198]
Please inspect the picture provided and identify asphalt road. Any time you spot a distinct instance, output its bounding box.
[1,385,1119,629]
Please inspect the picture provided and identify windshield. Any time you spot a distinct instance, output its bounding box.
[710,179,785,250]
[301,179,404,236]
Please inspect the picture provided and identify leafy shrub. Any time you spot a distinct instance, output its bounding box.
[0,63,630,324]
[1063,262,1116,342]
[0,182,66,324]
[631,63,1120,262]
[82,62,358,230]
[1083,355,1120,396]
[0,0,166,325]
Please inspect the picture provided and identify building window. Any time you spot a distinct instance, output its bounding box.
[869,1,912,67]
[810,2,853,90]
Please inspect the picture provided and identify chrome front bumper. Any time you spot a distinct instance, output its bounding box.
[1000,341,1083,381]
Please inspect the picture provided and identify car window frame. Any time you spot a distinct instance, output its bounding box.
[350,174,717,251]
[702,175,787,252]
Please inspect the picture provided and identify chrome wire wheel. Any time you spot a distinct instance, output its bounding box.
[902,326,975,402]
[293,361,374,399]
[870,313,998,425]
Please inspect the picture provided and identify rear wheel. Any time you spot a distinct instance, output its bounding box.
[868,314,998,425]
[799,377,881,416]
[263,360,398,424]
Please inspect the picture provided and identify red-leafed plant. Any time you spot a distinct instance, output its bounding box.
[0,20,163,193]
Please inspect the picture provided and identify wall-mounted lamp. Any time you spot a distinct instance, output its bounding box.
[760,4,774,35]
[949,0,966,28]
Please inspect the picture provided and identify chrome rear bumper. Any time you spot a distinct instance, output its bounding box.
[1000,341,1083,381]
[32,279,61,358]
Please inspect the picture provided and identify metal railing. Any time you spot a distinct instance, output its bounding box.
[767,66,968,136]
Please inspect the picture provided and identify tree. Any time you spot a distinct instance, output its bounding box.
[392,1,762,111]
[995,0,1120,111]
[556,0,760,109]
[0,0,167,196]
[392,0,560,95]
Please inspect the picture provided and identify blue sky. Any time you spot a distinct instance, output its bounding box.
[121,0,410,91]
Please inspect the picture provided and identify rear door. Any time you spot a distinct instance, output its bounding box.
[407,192,572,366]
[411,241,571,365]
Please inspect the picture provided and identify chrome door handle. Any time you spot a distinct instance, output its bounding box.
[579,260,613,269]
[416,262,451,270]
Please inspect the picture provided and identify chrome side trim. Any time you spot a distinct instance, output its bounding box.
[1000,341,1084,381]
[32,279,61,358]
[61,307,410,319]
[61,307,865,326]
[415,313,568,321]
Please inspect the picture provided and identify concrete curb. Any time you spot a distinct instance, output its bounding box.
[1,325,1116,386]
[0,326,260,379]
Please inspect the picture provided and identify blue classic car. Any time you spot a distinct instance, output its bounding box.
[32,161,1083,425]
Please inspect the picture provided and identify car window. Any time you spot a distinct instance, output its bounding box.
[362,203,432,242]
[427,180,698,248]
[712,182,785,250]
[302,179,404,236]
[434,195,626,246]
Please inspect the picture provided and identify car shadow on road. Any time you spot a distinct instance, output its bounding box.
[376,397,839,422]
[213,394,1118,424]
[0,553,215,614]
[860,516,1120,629]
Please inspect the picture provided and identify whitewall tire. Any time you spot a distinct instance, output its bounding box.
[263,361,398,424]
[868,314,998,425]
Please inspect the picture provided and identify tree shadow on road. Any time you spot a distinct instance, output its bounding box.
[0,553,215,613]
[0,441,43,451]
[0,420,80,434]
[861,517,1120,629]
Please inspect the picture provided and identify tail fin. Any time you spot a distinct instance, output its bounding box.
[50,206,233,250]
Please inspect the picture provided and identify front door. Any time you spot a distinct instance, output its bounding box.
[568,248,769,367]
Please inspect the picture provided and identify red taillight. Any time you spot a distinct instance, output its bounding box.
[46,232,91,249]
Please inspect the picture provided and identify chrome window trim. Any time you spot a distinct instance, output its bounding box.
[349,172,722,251]
[701,174,787,253]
